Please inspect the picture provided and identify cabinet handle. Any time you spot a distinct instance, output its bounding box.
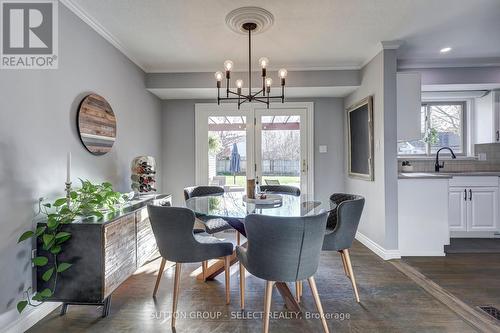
[469,189,472,201]
[496,130,499,142]
[464,189,467,201]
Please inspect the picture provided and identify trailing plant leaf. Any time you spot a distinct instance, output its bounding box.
[53,198,67,207]
[55,234,71,244]
[35,226,46,237]
[55,232,71,240]
[32,256,48,266]
[57,263,72,273]
[18,231,34,243]
[42,203,51,208]
[32,292,44,302]
[39,288,52,298]
[17,301,28,313]
[42,234,55,248]
[42,268,54,282]
[50,245,61,254]
[47,217,59,230]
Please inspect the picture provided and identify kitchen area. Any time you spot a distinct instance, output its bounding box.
[395,75,500,323]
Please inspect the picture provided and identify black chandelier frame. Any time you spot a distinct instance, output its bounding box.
[216,22,285,109]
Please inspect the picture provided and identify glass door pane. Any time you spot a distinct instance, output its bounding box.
[207,116,247,192]
[255,110,307,193]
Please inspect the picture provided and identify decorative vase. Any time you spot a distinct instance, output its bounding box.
[131,156,157,195]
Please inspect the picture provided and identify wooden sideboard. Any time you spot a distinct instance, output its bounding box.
[36,194,171,316]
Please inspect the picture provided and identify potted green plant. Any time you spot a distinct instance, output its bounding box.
[16,180,125,313]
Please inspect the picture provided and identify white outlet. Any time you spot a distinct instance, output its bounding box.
[31,249,37,267]
[319,145,327,153]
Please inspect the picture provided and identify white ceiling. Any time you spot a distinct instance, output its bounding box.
[65,0,500,72]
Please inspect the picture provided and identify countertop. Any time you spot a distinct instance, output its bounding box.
[36,193,171,225]
[398,172,500,179]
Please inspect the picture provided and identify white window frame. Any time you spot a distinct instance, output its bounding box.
[398,100,470,157]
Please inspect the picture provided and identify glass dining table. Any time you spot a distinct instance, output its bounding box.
[185,191,326,236]
[185,191,327,312]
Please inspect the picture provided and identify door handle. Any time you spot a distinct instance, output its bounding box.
[469,189,472,201]
[496,130,499,142]
[464,189,467,201]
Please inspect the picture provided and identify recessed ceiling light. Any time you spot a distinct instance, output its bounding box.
[440,47,452,53]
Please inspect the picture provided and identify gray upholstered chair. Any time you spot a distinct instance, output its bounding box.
[259,185,301,196]
[237,212,330,333]
[183,185,233,234]
[322,193,365,303]
[147,205,234,328]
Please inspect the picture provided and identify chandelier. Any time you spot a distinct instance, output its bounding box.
[214,12,287,109]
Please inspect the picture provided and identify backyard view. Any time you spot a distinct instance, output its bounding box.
[398,103,464,155]
[207,115,301,189]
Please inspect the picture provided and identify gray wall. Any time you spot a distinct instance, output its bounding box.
[0,5,162,328]
[344,50,399,251]
[161,98,345,206]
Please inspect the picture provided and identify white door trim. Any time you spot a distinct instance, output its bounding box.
[195,102,314,196]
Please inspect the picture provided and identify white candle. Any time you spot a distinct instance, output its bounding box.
[66,152,71,183]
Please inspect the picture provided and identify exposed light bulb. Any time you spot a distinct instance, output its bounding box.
[278,68,288,79]
[236,79,244,88]
[224,60,234,71]
[265,78,273,87]
[214,71,223,81]
[440,47,452,54]
[259,57,269,68]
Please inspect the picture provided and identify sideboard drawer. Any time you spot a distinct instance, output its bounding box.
[103,213,136,297]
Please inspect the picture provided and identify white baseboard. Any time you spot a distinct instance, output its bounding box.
[2,302,60,333]
[399,250,445,257]
[355,232,401,260]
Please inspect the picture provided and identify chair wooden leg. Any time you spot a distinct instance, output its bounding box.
[153,258,167,297]
[263,281,274,333]
[239,262,245,310]
[339,250,350,277]
[307,276,330,333]
[202,260,208,281]
[224,256,231,305]
[295,281,301,303]
[299,280,303,296]
[171,263,182,328]
[343,249,360,303]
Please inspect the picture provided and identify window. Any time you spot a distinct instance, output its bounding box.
[398,102,466,156]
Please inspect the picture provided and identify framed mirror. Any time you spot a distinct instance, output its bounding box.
[77,94,116,155]
[347,96,374,181]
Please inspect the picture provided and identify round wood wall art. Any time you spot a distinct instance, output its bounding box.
[77,94,116,155]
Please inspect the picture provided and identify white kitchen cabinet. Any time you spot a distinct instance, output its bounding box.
[448,187,467,232]
[397,72,422,141]
[475,90,500,144]
[468,187,498,231]
[448,177,499,233]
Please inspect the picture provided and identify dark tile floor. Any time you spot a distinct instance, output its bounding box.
[29,241,475,333]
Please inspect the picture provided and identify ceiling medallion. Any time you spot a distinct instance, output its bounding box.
[215,7,287,109]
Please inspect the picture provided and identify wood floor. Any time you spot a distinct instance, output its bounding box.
[28,241,476,333]
[404,253,500,315]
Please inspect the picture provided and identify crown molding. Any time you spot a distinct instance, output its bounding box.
[380,40,404,50]
[60,0,147,71]
[398,57,500,69]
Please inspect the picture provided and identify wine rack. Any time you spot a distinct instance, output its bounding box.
[131,156,157,194]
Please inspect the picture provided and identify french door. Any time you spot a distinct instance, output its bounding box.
[195,103,314,196]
